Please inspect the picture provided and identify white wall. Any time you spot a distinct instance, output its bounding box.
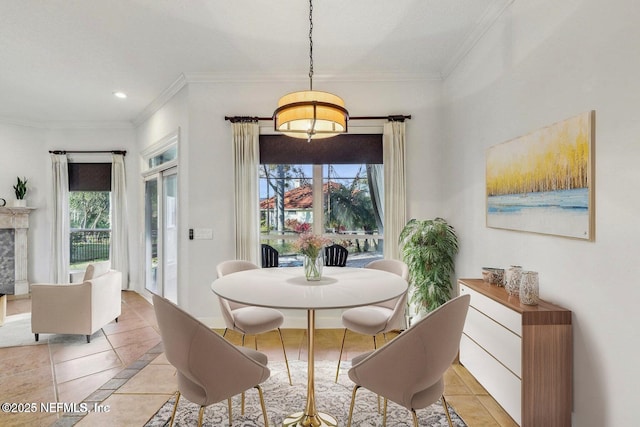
[0,123,48,284]
[138,77,444,326]
[0,122,137,286]
[442,0,640,425]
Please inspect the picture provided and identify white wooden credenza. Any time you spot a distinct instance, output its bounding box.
[458,278,572,426]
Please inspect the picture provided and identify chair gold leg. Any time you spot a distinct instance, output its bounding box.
[256,385,269,427]
[241,333,246,347]
[169,391,180,427]
[383,398,388,427]
[373,334,382,414]
[335,328,348,382]
[197,405,205,427]
[241,392,245,415]
[347,385,360,427]
[277,328,292,386]
[411,409,419,427]
[228,398,232,426]
[442,394,454,427]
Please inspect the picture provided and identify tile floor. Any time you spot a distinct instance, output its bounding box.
[1,292,517,427]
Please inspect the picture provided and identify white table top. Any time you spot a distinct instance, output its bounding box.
[211,266,408,310]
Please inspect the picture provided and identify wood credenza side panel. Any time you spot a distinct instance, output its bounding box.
[522,324,573,427]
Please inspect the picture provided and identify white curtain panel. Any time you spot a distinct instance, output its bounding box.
[110,154,129,289]
[50,154,70,283]
[232,122,260,264]
[383,121,407,260]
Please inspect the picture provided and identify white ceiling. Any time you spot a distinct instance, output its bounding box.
[0,0,511,126]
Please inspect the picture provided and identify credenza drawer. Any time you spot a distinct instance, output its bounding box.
[460,334,522,425]
[460,283,522,336]
[464,306,522,377]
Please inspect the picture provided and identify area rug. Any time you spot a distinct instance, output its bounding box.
[145,360,466,426]
[0,313,48,347]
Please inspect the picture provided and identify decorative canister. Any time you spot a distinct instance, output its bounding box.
[505,265,522,296]
[519,271,539,305]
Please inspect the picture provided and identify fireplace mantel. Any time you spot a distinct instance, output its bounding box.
[0,206,35,295]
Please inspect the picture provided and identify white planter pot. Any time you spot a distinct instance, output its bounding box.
[11,199,27,207]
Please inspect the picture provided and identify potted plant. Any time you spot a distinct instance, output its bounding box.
[399,217,459,316]
[12,176,28,207]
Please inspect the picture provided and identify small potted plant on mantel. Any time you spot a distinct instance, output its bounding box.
[12,176,28,207]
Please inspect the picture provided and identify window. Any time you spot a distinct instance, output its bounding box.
[68,163,112,271]
[259,134,383,267]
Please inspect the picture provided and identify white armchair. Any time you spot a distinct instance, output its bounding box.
[31,261,122,343]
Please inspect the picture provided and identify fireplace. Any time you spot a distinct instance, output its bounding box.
[0,207,34,295]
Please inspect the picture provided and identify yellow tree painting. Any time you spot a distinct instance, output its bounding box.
[486,111,595,240]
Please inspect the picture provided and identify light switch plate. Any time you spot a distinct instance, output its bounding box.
[193,228,213,240]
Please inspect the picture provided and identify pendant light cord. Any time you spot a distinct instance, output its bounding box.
[308,0,314,91]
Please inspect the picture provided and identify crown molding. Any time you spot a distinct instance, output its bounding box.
[44,120,134,130]
[132,73,188,126]
[441,0,515,79]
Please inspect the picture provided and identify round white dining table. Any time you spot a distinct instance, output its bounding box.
[211,266,408,427]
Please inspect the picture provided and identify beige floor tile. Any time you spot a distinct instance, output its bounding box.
[447,395,500,427]
[0,345,50,379]
[444,366,473,395]
[76,393,172,427]
[49,333,113,364]
[54,349,122,384]
[114,336,162,366]
[149,352,170,365]
[452,362,489,395]
[57,366,123,404]
[106,326,160,349]
[116,364,177,394]
[477,395,519,427]
[0,365,54,399]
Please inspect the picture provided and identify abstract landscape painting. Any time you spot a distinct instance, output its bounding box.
[486,111,595,240]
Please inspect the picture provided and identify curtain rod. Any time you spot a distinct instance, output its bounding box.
[49,150,126,156]
[225,115,411,123]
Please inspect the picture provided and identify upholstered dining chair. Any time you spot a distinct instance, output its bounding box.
[261,244,279,268]
[152,294,271,427]
[345,294,471,427]
[324,243,349,266]
[335,259,409,381]
[216,260,292,385]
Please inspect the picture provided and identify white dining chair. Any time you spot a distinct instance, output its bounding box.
[216,260,292,385]
[346,294,470,427]
[335,259,409,382]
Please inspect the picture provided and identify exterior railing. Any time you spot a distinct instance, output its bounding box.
[70,229,110,264]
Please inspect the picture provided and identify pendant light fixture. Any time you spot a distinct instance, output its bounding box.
[273,0,348,142]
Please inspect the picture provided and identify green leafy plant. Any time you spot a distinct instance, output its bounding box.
[399,218,459,312]
[13,176,28,199]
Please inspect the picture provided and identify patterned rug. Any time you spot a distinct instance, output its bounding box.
[145,360,466,426]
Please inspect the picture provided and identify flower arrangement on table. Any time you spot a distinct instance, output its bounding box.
[293,232,331,281]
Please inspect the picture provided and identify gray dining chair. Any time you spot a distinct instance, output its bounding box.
[346,294,471,427]
[152,293,271,427]
[335,259,409,382]
[216,260,292,385]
